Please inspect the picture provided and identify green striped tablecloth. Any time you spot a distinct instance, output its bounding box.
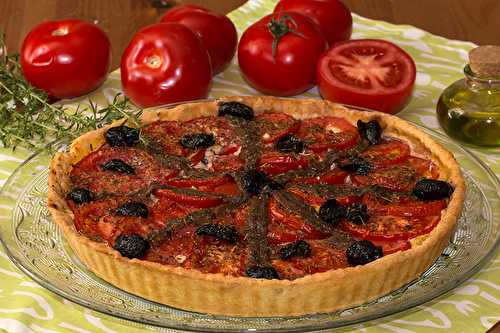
[0,0,498,332]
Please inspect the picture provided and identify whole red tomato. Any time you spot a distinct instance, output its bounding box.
[317,39,416,114]
[274,0,352,45]
[121,23,212,108]
[160,5,237,74]
[20,19,111,99]
[238,12,327,96]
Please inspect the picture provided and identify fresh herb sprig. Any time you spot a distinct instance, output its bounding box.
[0,35,142,151]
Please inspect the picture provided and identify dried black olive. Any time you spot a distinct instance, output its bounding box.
[114,234,150,259]
[115,202,149,218]
[346,240,383,266]
[279,240,311,260]
[413,179,454,201]
[66,188,93,204]
[218,101,254,120]
[105,126,139,147]
[241,169,278,195]
[339,156,372,175]
[101,159,135,174]
[246,265,279,279]
[179,133,215,149]
[357,120,382,145]
[196,224,238,244]
[275,134,305,153]
[319,199,346,226]
[345,203,369,225]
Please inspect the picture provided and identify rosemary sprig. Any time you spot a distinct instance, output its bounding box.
[0,35,142,151]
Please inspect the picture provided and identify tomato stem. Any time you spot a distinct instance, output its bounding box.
[267,14,307,59]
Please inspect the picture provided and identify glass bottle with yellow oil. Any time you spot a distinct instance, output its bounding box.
[437,46,500,147]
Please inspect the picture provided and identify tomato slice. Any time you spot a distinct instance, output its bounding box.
[297,117,359,152]
[371,239,411,255]
[154,188,223,208]
[341,215,440,241]
[405,156,440,179]
[362,192,446,219]
[257,151,309,175]
[273,240,348,279]
[288,186,360,207]
[71,146,177,196]
[145,224,199,268]
[292,169,348,185]
[317,39,416,114]
[166,174,239,195]
[141,117,242,167]
[268,197,328,245]
[352,165,418,192]
[255,113,300,143]
[361,140,410,167]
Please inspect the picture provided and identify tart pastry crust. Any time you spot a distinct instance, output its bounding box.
[48,96,465,316]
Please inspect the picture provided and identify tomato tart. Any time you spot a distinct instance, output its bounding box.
[48,96,464,316]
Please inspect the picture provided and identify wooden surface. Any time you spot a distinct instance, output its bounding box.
[0,0,246,70]
[344,0,500,46]
[1,0,499,70]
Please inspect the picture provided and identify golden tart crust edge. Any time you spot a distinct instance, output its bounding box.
[47,96,465,317]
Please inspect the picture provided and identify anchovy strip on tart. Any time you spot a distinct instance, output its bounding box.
[48,96,464,316]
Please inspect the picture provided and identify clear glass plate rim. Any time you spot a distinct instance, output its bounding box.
[0,116,498,332]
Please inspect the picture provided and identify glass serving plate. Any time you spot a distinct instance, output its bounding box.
[0,123,498,332]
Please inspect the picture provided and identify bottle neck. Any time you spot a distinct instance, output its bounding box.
[464,65,500,90]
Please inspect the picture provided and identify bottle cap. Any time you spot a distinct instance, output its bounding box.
[469,45,500,78]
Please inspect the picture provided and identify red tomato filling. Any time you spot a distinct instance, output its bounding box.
[67,113,449,279]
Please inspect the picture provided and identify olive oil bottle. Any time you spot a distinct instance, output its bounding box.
[437,46,500,147]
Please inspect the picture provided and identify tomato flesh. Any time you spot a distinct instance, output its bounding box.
[298,117,359,152]
[341,215,440,241]
[255,113,300,143]
[362,140,411,167]
[317,39,416,114]
[258,151,309,175]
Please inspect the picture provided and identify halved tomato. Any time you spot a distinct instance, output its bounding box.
[341,215,440,241]
[361,140,410,167]
[297,116,359,153]
[254,113,300,143]
[257,151,309,175]
[317,39,416,114]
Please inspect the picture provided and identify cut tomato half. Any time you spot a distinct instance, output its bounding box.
[317,39,416,114]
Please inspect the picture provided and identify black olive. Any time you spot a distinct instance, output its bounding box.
[100,159,135,174]
[113,234,150,259]
[339,156,372,175]
[246,265,279,279]
[346,240,383,266]
[345,203,369,225]
[196,224,238,244]
[115,202,149,218]
[279,240,311,260]
[218,101,254,120]
[319,199,346,226]
[105,126,139,147]
[179,133,215,149]
[241,169,278,195]
[66,188,93,204]
[357,120,382,145]
[275,134,305,153]
[413,179,454,201]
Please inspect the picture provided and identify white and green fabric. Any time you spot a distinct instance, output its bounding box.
[0,0,498,332]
